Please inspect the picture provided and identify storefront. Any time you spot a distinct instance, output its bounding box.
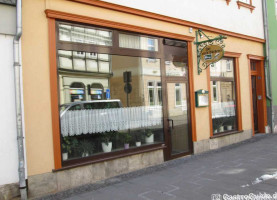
[55,20,195,166]
[21,0,267,198]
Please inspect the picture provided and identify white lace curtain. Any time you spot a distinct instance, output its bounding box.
[60,106,162,137]
[212,101,236,119]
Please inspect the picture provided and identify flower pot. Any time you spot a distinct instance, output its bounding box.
[227,125,232,131]
[102,142,112,152]
[82,152,89,157]
[124,143,129,149]
[214,129,218,134]
[62,152,68,161]
[145,134,154,143]
[135,141,141,147]
[219,126,224,132]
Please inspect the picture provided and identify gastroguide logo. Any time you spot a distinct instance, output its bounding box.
[211,193,277,200]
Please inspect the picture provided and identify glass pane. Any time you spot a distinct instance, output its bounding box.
[210,58,234,78]
[148,87,155,106]
[72,26,85,43]
[59,24,71,41]
[99,61,110,73]
[157,82,162,106]
[175,85,182,106]
[59,54,163,161]
[211,81,237,134]
[119,33,158,51]
[86,60,98,72]
[98,54,109,61]
[167,83,189,155]
[164,44,188,77]
[59,24,112,46]
[73,51,85,71]
[58,50,73,69]
[86,52,97,60]
[84,28,97,44]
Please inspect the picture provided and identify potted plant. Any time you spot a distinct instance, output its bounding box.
[61,136,78,160]
[101,132,115,152]
[145,129,154,144]
[80,140,94,157]
[120,132,132,149]
[135,132,142,147]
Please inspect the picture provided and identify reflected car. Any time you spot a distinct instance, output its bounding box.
[60,99,122,117]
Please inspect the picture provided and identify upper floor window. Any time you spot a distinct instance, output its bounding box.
[236,0,255,13]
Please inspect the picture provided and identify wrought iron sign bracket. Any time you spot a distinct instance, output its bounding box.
[194,29,227,75]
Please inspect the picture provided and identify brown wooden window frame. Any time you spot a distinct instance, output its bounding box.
[208,52,242,138]
[55,20,169,168]
[46,9,195,171]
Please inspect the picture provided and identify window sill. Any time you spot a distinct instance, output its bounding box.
[210,130,243,139]
[53,143,166,172]
[236,1,255,13]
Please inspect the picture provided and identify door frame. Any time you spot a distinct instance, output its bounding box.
[247,55,267,135]
[161,42,196,161]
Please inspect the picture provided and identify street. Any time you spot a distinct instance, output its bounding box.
[41,134,277,200]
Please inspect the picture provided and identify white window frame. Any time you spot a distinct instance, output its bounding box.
[212,81,218,102]
[157,82,162,106]
[175,83,182,107]
[147,81,162,106]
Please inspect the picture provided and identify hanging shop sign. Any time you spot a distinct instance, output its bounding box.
[194,29,227,75]
[200,45,224,64]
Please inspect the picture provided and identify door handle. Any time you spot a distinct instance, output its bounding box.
[167,118,174,129]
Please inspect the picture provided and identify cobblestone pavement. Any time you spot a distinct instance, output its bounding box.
[40,134,277,200]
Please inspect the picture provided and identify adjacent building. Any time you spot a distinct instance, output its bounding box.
[0,0,23,199]
[266,0,277,131]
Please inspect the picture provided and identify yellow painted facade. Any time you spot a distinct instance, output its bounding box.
[22,0,264,176]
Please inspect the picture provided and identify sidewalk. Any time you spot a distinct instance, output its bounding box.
[40,134,277,200]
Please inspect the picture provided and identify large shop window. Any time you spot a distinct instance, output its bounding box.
[57,22,165,165]
[210,58,237,134]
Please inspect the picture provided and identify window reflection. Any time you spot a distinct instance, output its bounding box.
[59,24,112,46]
[58,51,111,73]
[164,43,188,77]
[210,58,234,78]
[210,58,237,134]
[59,54,163,161]
[119,33,158,51]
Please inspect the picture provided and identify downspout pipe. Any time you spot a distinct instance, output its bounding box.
[262,0,274,133]
[13,0,27,199]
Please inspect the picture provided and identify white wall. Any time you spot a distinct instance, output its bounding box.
[0,34,19,185]
[102,0,264,39]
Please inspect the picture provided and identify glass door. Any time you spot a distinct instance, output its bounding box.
[163,39,192,159]
[167,83,190,155]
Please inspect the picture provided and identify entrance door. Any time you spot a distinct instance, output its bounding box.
[251,75,258,132]
[167,82,190,156]
[163,39,192,160]
[250,59,267,134]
